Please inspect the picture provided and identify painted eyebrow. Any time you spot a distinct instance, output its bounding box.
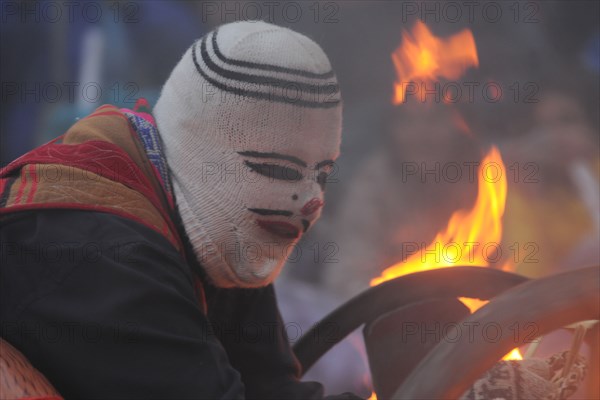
[248,208,293,217]
[315,160,335,170]
[237,151,307,168]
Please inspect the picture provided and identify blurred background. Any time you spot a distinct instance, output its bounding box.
[1,1,598,397]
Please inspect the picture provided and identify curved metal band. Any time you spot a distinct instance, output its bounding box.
[394,265,599,399]
[293,267,528,375]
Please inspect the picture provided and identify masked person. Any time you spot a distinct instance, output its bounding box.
[0,21,360,399]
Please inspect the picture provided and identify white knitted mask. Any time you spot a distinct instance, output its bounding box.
[154,21,342,288]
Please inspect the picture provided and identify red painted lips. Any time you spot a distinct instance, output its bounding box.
[256,220,300,239]
[301,198,324,216]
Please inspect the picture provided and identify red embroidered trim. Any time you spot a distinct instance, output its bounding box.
[13,167,27,205]
[26,165,38,203]
[0,103,186,273]
[1,141,164,217]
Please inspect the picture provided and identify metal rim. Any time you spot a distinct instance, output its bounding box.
[393,265,600,399]
[294,267,528,375]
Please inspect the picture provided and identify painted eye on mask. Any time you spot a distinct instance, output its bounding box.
[315,160,334,191]
[244,161,303,182]
[317,171,328,191]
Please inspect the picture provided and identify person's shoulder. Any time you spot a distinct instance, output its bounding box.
[1,209,186,273]
[1,209,194,319]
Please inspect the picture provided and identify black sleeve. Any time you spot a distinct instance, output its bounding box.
[1,210,245,399]
[203,283,324,400]
[201,279,363,400]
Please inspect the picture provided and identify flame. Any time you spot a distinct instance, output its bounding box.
[371,146,506,285]
[459,297,522,360]
[392,21,479,104]
[370,146,522,361]
[459,297,489,314]
[503,348,524,361]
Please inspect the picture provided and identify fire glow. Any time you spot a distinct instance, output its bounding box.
[369,147,522,361]
[391,21,479,104]
[366,23,520,400]
[371,147,506,283]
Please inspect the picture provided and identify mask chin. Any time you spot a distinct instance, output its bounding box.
[175,180,294,288]
[224,242,287,288]
[237,266,280,287]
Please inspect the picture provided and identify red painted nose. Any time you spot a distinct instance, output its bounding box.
[301,198,324,216]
